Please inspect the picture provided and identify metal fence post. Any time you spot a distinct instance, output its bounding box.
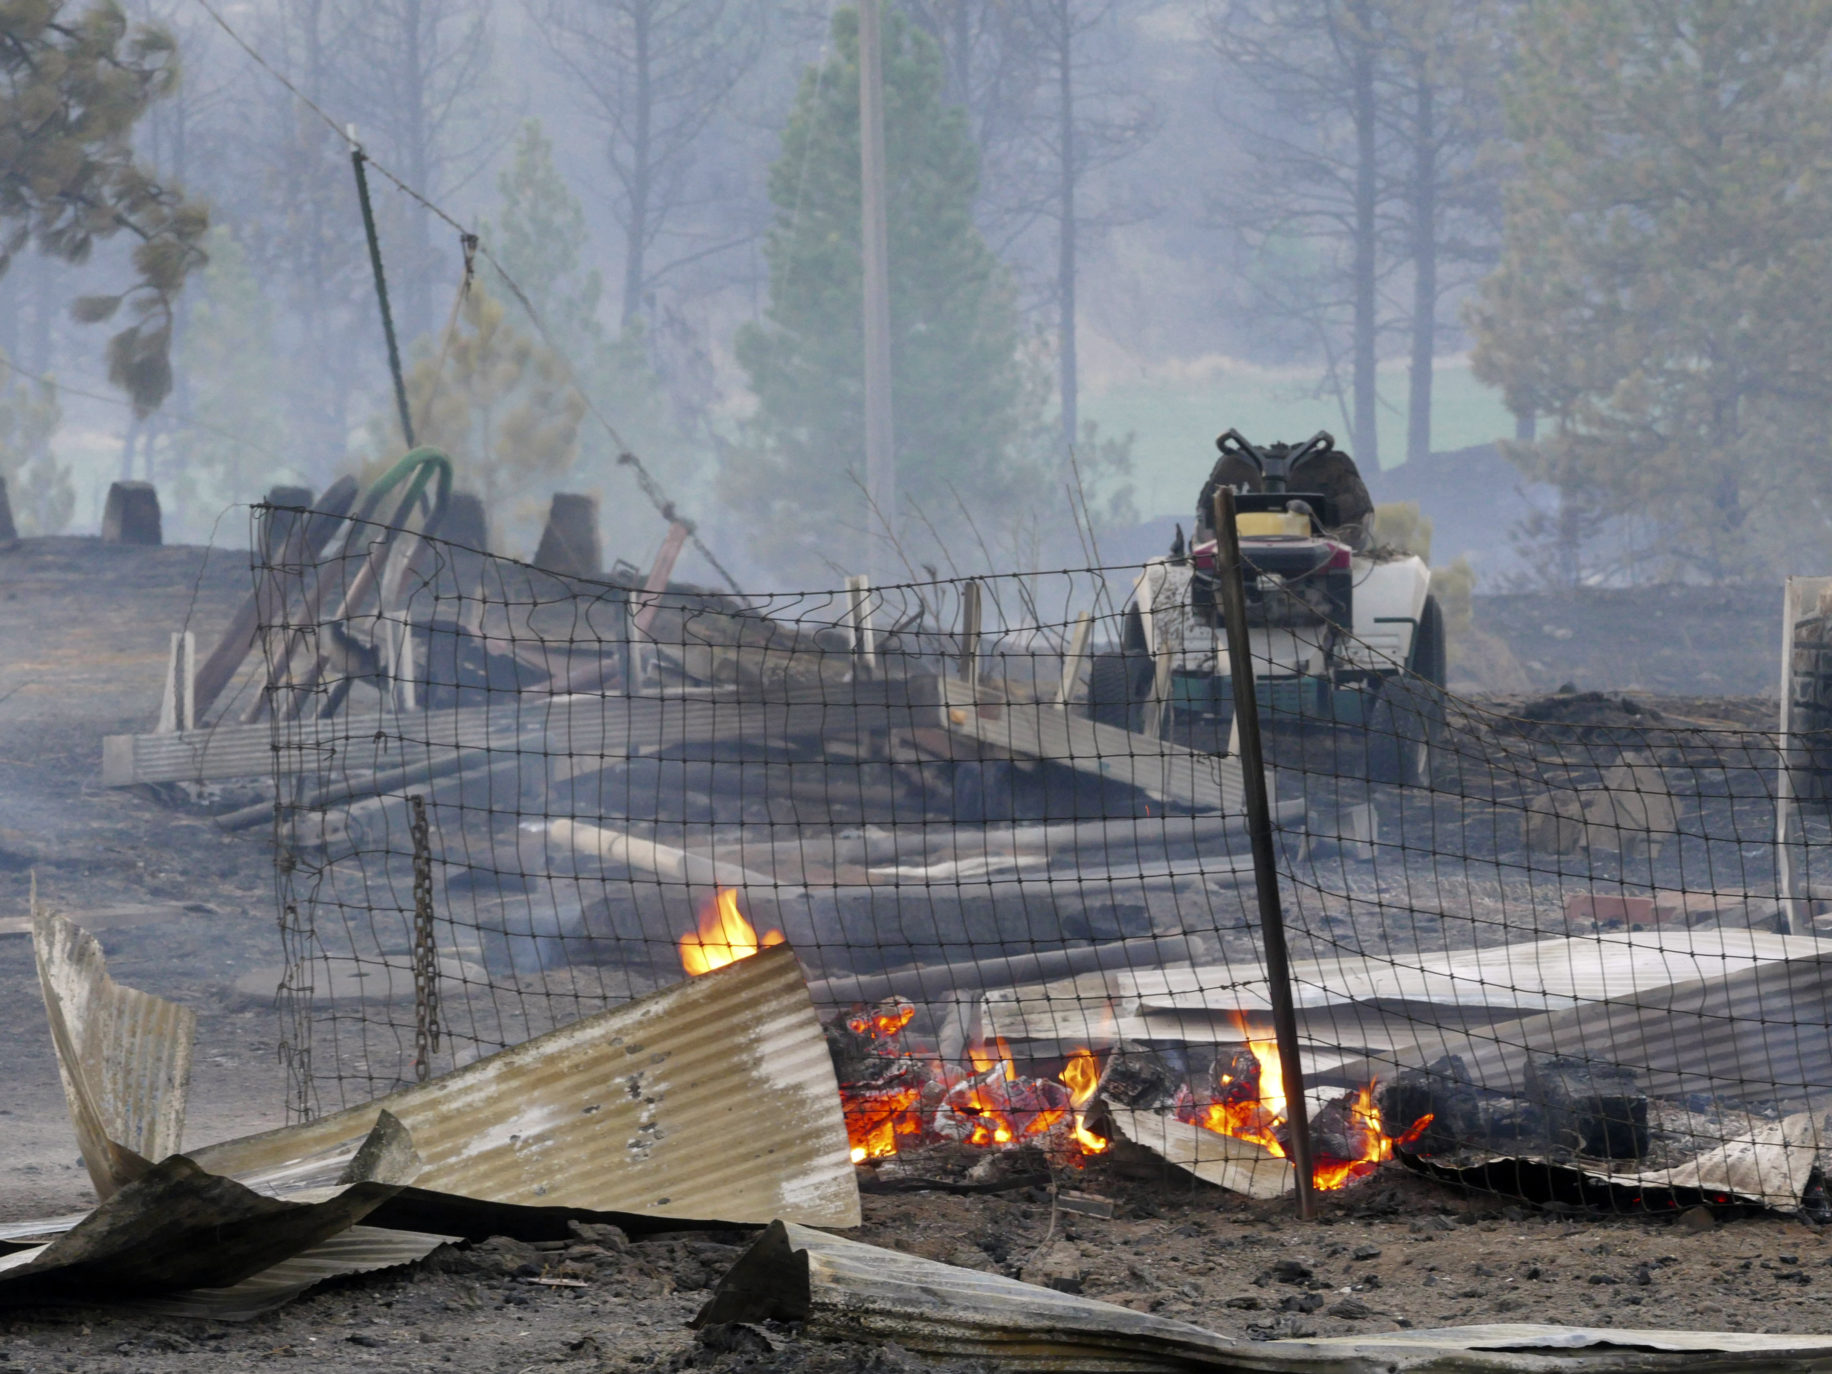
[1213,487,1317,1219]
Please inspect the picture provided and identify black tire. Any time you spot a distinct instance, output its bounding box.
[1365,676,1442,787]
[1087,653,1143,732]
[1412,593,1447,689]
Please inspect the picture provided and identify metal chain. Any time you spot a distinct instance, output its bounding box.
[409,794,440,1082]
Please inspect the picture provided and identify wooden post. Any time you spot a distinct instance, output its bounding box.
[1058,611,1093,706]
[387,617,418,713]
[1214,487,1316,1220]
[959,580,982,687]
[859,0,896,569]
[156,631,195,734]
[631,520,690,639]
[845,574,877,675]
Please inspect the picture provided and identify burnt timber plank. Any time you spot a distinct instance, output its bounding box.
[103,694,905,787]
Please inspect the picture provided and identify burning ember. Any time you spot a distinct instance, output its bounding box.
[826,1001,1109,1166]
[1176,1033,1432,1191]
[679,888,784,976]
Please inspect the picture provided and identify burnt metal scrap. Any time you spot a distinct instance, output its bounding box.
[193,942,859,1229]
[0,1114,422,1311]
[697,1221,1832,1374]
[12,916,858,1314]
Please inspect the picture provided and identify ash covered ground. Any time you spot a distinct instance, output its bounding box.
[0,536,1816,1370]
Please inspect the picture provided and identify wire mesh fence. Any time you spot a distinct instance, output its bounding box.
[251,494,1832,1216]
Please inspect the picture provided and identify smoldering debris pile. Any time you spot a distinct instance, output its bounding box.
[88,478,1832,1227]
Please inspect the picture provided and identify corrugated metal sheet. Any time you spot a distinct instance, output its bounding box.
[985,930,1832,1090]
[193,944,860,1228]
[1331,949,1832,1105]
[1106,1109,1293,1200]
[0,1136,419,1310]
[127,1226,450,1321]
[698,1221,1832,1373]
[32,913,194,1198]
[1123,928,1832,1017]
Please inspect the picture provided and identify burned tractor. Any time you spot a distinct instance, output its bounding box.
[1087,429,1445,785]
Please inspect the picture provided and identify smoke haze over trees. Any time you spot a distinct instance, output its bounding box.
[0,0,1823,585]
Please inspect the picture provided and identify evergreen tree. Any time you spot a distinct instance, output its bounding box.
[731,7,1037,576]
[481,119,695,562]
[388,286,587,553]
[2,2,209,411]
[1470,0,1832,581]
[166,226,291,542]
[0,360,70,535]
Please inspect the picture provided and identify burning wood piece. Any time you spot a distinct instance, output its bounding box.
[1526,1054,1649,1160]
[826,1000,926,1162]
[934,1056,1073,1150]
[1098,1048,1184,1110]
[822,1008,1109,1167]
[1132,1039,1432,1194]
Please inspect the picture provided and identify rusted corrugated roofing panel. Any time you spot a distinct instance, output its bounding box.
[193,944,860,1228]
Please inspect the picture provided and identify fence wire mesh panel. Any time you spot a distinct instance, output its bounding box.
[254,498,1832,1216]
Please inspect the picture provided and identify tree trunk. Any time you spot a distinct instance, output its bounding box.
[1406,66,1436,467]
[621,1,654,329]
[1056,0,1078,467]
[947,2,972,109]
[1349,0,1379,470]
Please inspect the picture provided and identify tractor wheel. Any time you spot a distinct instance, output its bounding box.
[1412,594,1447,689]
[1365,676,1443,787]
[1087,653,1144,732]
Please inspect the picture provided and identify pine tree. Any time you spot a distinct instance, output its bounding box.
[1470,0,1832,581]
[730,7,1038,575]
[481,119,695,562]
[0,360,70,535]
[389,286,587,553]
[2,3,209,411]
[166,226,290,542]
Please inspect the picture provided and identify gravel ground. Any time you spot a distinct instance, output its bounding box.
[1,1158,1829,1373]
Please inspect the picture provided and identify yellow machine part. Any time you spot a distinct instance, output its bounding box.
[1235,511,1312,538]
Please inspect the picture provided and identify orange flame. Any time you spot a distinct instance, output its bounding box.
[1199,1034,1289,1154]
[969,1035,1019,1082]
[1191,1031,1427,1191]
[679,888,784,976]
[1312,1086,1390,1190]
[1060,1049,1109,1153]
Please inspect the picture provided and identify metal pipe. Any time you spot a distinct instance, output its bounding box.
[1213,486,1316,1219]
[351,143,415,451]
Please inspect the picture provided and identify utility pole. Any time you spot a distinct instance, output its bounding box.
[859,0,896,568]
